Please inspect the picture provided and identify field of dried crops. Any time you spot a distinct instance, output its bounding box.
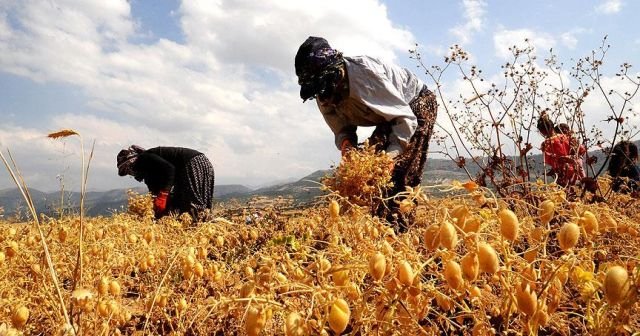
[1,150,640,335]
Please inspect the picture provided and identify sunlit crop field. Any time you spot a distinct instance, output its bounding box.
[1,150,640,335]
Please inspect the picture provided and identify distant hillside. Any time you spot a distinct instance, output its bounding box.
[214,184,252,198]
[220,170,328,203]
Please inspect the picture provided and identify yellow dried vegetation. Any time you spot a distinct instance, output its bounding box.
[0,149,640,335]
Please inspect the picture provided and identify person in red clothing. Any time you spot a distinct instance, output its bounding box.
[537,117,585,186]
[117,145,215,220]
[556,123,587,179]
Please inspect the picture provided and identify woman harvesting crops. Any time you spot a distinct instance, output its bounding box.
[294,36,438,232]
[537,116,585,187]
[117,145,215,220]
[608,140,640,194]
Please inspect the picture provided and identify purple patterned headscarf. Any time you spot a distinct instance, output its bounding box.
[294,37,344,101]
[117,145,145,177]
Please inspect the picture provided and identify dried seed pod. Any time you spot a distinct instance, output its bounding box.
[318,258,331,274]
[332,269,349,286]
[600,214,617,233]
[558,222,580,251]
[108,280,121,297]
[328,299,350,334]
[498,208,519,241]
[444,260,464,290]
[398,199,414,214]
[579,211,598,236]
[515,282,538,316]
[469,286,482,298]
[176,298,188,314]
[6,241,18,257]
[329,200,340,219]
[538,200,555,225]
[369,253,386,281]
[463,216,481,233]
[604,266,630,305]
[97,277,109,296]
[246,306,267,336]
[143,230,154,243]
[240,281,256,298]
[423,225,440,250]
[439,221,458,250]
[477,243,499,274]
[193,262,205,278]
[215,235,224,247]
[451,205,469,228]
[97,300,109,317]
[11,305,29,328]
[460,252,479,281]
[397,261,414,286]
[285,312,307,336]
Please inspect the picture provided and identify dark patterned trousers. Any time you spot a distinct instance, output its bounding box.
[370,86,438,231]
[172,154,215,220]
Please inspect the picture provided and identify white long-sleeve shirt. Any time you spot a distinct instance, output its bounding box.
[318,55,425,157]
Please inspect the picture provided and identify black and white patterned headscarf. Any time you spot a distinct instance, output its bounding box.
[295,36,344,101]
[117,145,145,177]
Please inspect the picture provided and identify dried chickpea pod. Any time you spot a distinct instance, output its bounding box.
[600,214,617,233]
[285,312,307,336]
[477,243,499,274]
[538,200,555,225]
[439,221,458,250]
[558,222,580,251]
[332,269,349,286]
[108,280,121,296]
[604,266,630,305]
[460,252,479,281]
[579,211,598,236]
[246,306,267,336]
[397,261,414,286]
[328,299,350,334]
[424,225,440,250]
[369,253,386,281]
[450,205,469,228]
[444,260,464,290]
[515,282,538,316]
[463,216,481,233]
[329,200,340,219]
[498,208,519,241]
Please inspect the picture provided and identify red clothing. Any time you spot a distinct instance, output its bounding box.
[541,134,585,186]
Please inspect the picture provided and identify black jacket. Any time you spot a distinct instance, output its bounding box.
[133,147,201,194]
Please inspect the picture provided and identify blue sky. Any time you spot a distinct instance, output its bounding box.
[0,0,638,192]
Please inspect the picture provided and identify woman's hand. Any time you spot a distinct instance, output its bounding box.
[153,190,170,215]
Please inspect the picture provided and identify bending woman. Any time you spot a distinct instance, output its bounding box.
[608,140,640,194]
[294,36,437,232]
[117,145,215,220]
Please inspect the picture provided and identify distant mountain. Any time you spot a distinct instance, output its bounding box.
[214,184,252,198]
[220,170,328,203]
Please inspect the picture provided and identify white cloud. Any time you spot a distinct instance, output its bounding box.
[560,28,587,50]
[0,0,416,191]
[450,0,487,44]
[493,28,556,60]
[595,0,623,14]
